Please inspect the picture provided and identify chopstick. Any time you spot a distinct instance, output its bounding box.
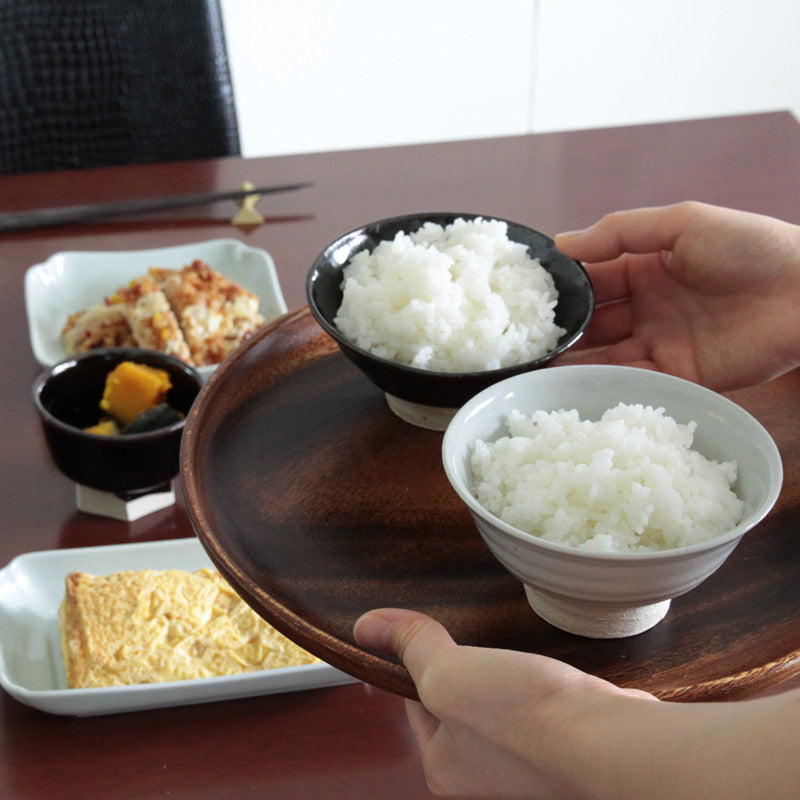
[0,181,313,233]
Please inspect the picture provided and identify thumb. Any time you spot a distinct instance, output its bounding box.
[353,608,457,683]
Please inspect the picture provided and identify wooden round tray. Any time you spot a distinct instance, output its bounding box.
[181,307,800,701]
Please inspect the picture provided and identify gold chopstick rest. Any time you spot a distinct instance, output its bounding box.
[231,181,265,226]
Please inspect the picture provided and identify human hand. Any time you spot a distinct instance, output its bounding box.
[353,608,657,799]
[553,202,800,391]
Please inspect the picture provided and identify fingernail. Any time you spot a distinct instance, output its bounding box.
[554,228,586,240]
[353,611,393,650]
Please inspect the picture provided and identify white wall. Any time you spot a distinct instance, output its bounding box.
[220,0,536,157]
[220,0,800,158]
[532,0,800,132]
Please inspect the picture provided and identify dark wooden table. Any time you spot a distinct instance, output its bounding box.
[1,112,799,799]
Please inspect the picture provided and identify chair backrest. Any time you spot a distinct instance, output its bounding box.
[0,0,240,175]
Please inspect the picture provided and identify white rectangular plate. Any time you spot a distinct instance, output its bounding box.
[0,538,357,716]
[24,239,288,381]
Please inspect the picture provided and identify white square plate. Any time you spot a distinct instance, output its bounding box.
[0,538,357,716]
[24,239,288,381]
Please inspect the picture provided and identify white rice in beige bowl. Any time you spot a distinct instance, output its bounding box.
[471,403,746,554]
[334,217,566,373]
[441,365,783,637]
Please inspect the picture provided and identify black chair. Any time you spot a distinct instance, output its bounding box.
[0,0,240,175]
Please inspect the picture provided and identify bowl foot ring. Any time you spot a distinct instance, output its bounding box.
[524,586,671,639]
[385,393,459,431]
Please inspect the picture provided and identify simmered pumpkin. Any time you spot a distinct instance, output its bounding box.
[84,418,120,436]
[99,362,172,426]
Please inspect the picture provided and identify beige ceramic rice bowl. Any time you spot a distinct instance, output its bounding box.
[442,365,783,638]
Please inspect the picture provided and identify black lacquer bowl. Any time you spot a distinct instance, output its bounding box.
[306,212,594,429]
[33,347,202,494]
